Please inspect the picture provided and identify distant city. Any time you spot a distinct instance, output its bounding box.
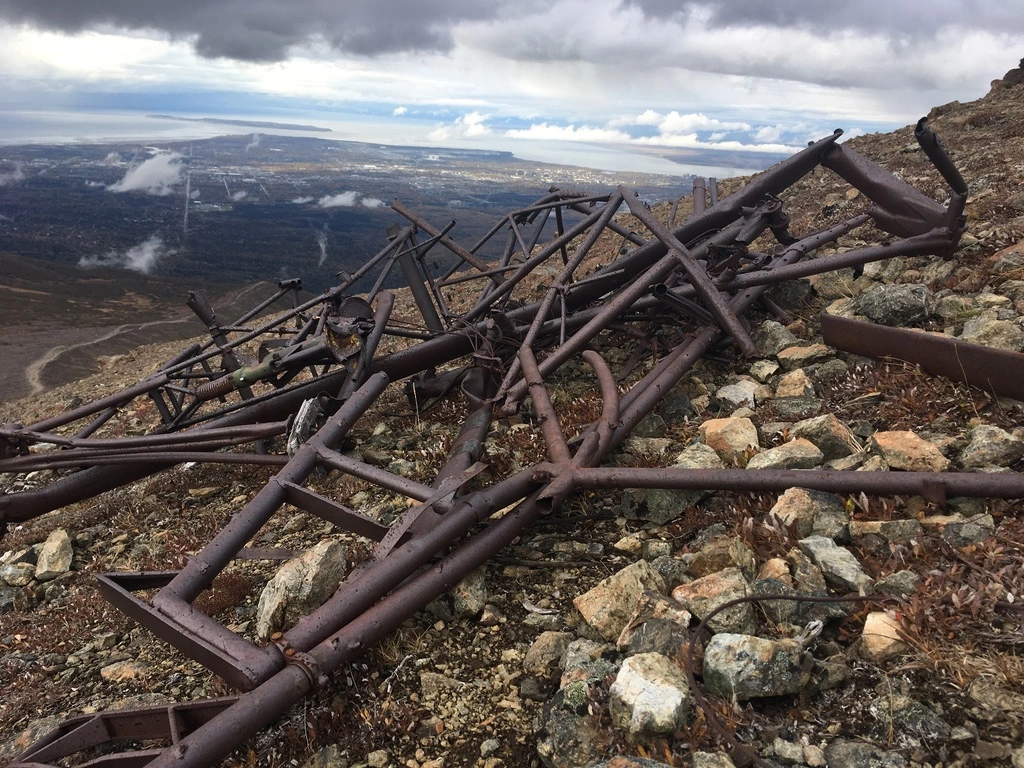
[0,132,697,294]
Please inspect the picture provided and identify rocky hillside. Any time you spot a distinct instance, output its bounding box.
[2,64,1024,768]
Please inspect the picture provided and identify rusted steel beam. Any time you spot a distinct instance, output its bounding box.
[464,203,609,322]
[914,117,968,227]
[620,186,760,357]
[498,218,751,414]
[550,466,1024,501]
[495,192,625,398]
[337,224,414,292]
[820,312,1024,401]
[11,697,239,766]
[692,177,707,215]
[821,143,948,238]
[395,229,446,333]
[390,198,493,276]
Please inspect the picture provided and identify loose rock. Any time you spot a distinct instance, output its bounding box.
[573,560,666,643]
[790,414,861,460]
[609,652,690,737]
[702,633,813,700]
[869,431,950,472]
[700,417,759,467]
[770,488,849,540]
[853,283,935,325]
[798,536,873,593]
[255,539,346,639]
[860,611,907,661]
[34,528,73,582]
[672,567,754,634]
[746,438,823,470]
[959,424,1024,467]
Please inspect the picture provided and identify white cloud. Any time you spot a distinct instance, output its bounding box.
[361,197,385,208]
[108,151,182,195]
[428,111,492,141]
[78,235,173,274]
[504,123,631,142]
[231,190,248,201]
[0,163,26,186]
[0,3,1021,171]
[632,133,799,153]
[291,196,314,203]
[319,191,360,207]
[613,110,750,134]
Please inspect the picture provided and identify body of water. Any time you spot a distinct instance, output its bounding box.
[0,109,762,179]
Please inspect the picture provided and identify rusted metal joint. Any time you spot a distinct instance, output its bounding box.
[271,633,328,689]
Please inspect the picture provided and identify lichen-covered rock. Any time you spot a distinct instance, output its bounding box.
[769,487,849,540]
[451,567,488,617]
[609,652,690,737]
[256,539,346,639]
[786,549,849,622]
[790,414,861,460]
[622,443,723,523]
[702,633,813,700]
[798,536,873,593]
[1,562,35,587]
[823,740,908,768]
[873,570,921,597]
[624,618,690,663]
[99,660,151,682]
[715,379,762,409]
[941,513,996,546]
[671,567,754,634]
[34,528,73,582]
[560,638,614,676]
[959,313,1024,351]
[848,519,922,548]
[536,689,610,768]
[524,632,574,679]
[869,694,950,747]
[746,439,823,470]
[750,578,801,626]
[776,344,834,371]
[700,417,759,467]
[573,560,666,642]
[589,757,677,768]
[774,368,816,398]
[692,753,737,768]
[960,424,1024,467]
[869,431,950,472]
[754,321,799,357]
[771,396,824,420]
[687,536,756,579]
[854,284,935,325]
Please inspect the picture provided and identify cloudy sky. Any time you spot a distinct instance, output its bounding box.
[0,1,1020,170]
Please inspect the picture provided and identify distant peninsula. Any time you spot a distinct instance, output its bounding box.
[147,115,332,133]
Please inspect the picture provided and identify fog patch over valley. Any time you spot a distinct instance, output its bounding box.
[0,162,25,186]
[107,151,182,195]
[78,234,175,274]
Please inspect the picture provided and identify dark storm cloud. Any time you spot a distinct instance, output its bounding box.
[622,0,1020,37]
[0,0,498,60]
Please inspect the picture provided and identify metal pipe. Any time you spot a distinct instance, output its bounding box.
[156,373,389,604]
[561,466,1024,499]
[621,186,759,357]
